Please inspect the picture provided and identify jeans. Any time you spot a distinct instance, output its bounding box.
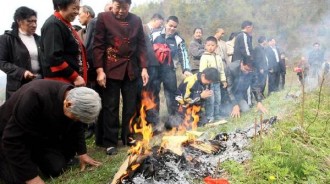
[205,82,221,121]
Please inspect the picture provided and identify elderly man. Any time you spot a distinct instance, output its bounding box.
[0,79,102,184]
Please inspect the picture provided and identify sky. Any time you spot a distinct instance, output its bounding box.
[0,0,149,35]
[0,0,149,78]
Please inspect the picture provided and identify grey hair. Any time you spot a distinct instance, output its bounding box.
[81,5,95,18]
[66,87,101,124]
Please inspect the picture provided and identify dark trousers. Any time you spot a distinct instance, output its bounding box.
[98,77,138,147]
[144,66,161,125]
[279,72,285,90]
[153,65,178,116]
[259,72,267,96]
[268,71,279,94]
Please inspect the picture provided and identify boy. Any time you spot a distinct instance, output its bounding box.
[199,36,227,123]
[165,68,219,129]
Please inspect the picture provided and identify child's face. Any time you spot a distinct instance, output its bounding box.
[205,40,217,53]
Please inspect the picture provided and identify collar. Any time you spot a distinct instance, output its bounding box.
[54,11,71,27]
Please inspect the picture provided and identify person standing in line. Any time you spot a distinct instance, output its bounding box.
[93,0,149,155]
[77,5,96,139]
[226,32,238,63]
[77,5,95,43]
[279,52,287,90]
[41,0,87,87]
[266,38,280,95]
[232,20,254,66]
[214,28,230,66]
[140,13,164,128]
[149,15,192,124]
[308,42,324,79]
[0,6,43,100]
[214,27,230,111]
[199,36,227,123]
[253,36,268,97]
[188,27,205,74]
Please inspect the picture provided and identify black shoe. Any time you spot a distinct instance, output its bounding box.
[106,147,118,155]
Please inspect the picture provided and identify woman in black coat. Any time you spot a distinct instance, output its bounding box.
[0,6,43,100]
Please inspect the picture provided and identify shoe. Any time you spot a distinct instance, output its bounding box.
[207,118,214,123]
[106,147,118,155]
[127,137,137,146]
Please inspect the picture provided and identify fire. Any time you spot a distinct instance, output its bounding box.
[113,92,206,183]
[129,91,156,155]
[165,104,201,136]
[160,104,202,155]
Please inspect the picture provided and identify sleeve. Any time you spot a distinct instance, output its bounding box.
[0,35,25,81]
[237,33,252,63]
[93,13,107,69]
[178,39,191,72]
[42,21,78,82]
[226,68,238,105]
[1,91,42,182]
[67,123,87,155]
[136,17,147,68]
[189,41,204,59]
[184,79,200,103]
[199,54,207,72]
[84,19,97,67]
[218,57,227,82]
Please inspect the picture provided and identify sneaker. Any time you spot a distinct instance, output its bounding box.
[207,118,214,123]
[127,137,137,146]
[106,147,118,155]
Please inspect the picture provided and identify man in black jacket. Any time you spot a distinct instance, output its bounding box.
[266,38,281,95]
[0,80,102,184]
[253,36,268,97]
[232,20,254,64]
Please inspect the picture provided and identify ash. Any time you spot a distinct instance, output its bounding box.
[122,117,277,184]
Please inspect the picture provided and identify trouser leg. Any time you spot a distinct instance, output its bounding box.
[121,78,138,145]
[102,79,121,147]
[160,66,177,115]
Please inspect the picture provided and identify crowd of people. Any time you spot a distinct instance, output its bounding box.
[0,0,327,183]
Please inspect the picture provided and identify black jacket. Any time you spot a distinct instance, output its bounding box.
[40,14,82,83]
[266,46,280,73]
[0,29,42,99]
[226,60,262,105]
[253,44,268,72]
[0,80,86,182]
[232,31,253,63]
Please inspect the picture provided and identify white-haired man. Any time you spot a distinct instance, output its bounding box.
[0,80,102,184]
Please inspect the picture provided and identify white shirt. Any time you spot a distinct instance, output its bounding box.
[19,29,40,73]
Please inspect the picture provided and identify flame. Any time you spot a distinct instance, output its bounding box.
[129,91,156,155]
[160,104,202,155]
